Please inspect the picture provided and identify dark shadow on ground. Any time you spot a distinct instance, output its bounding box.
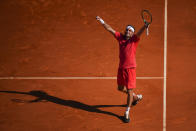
[0,90,126,122]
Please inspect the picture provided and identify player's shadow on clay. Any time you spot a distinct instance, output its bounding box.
[0,90,125,122]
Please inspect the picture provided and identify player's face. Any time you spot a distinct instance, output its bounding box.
[125,29,134,38]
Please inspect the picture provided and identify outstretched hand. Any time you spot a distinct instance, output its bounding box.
[144,20,150,28]
[95,16,115,35]
[96,16,101,21]
[96,16,105,24]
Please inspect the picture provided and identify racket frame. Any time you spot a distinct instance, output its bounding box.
[141,10,152,36]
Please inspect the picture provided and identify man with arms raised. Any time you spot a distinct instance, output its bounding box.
[96,16,149,123]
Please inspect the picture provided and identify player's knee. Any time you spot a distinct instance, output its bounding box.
[118,85,124,91]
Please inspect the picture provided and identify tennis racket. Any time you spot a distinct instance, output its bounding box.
[141,10,152,36]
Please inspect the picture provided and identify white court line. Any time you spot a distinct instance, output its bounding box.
[0,76,164,80]
[163,0,168,131]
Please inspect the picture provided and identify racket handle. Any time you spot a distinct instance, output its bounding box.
[146,28,149,36]
[144,21,150,36]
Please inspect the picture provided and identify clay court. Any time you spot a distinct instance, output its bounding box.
[0,0,196,131]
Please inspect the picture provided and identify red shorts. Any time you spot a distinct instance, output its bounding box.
[117,68,136,89]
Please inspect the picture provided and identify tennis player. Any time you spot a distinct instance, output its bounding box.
[96,16,149,123]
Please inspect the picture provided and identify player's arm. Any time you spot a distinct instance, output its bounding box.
[136,22,149,38]
[96,16,116,36]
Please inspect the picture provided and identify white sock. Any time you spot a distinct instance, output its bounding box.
[125,107,130,114]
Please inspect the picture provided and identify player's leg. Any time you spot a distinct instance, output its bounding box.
[127,89,134,107]
[133,92,137,101]
[123,68,136,122]
[124,89,133,123]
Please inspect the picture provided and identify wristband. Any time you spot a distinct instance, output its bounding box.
[99,19,105,24]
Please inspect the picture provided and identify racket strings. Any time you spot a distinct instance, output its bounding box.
[143,13,151,23]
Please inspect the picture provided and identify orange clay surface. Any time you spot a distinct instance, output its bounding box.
[0,0,196,131]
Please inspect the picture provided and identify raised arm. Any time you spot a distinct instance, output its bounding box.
[136,22,149,38]
[96,16,116,36]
